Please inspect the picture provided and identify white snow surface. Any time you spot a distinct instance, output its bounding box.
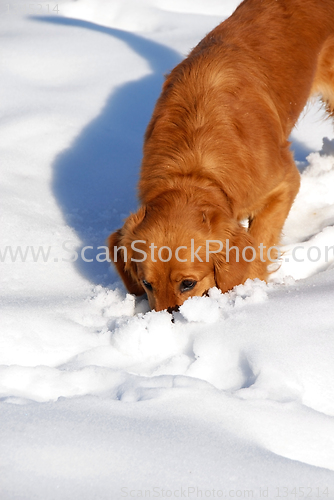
[1,0,334,498]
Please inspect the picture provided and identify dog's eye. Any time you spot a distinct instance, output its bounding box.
[142,279,153,291]
[180,279,197,293]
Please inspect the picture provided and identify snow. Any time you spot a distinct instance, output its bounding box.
[1,0,334,498]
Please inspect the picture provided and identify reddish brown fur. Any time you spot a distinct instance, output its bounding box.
[108,0,334,311]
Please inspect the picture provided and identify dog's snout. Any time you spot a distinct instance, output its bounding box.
[167,305,179,314]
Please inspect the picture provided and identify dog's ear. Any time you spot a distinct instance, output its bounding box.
[212,226,254,293]
[107,208,146,296]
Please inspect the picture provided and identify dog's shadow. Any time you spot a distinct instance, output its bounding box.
[291,140,313,168]
[32,16,181,284]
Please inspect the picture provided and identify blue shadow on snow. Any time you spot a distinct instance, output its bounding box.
[31,16,182,285]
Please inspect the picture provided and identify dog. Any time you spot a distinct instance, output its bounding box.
[108,0,334,312]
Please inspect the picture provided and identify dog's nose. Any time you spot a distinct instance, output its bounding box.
[167,305,179,314]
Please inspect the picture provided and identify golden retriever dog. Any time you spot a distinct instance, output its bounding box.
[108,0,334,312]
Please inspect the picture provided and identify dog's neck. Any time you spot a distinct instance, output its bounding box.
[140,179,233,220]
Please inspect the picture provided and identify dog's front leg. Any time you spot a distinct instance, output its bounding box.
[247,164,300,281]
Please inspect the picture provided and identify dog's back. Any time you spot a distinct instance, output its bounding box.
[192,0,334,126]
[141,0,334,196]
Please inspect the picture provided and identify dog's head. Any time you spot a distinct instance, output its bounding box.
[108,191,254,311]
